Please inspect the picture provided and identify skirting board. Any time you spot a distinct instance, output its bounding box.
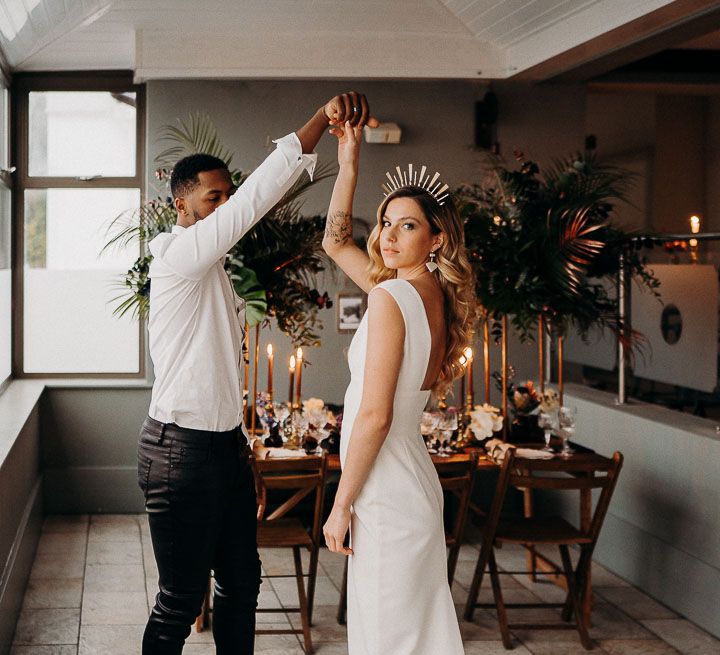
[594,510,720,639]
[0,477,43,655]
[43,467,144,514]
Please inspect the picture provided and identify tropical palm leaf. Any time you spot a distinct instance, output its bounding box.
[103,112,335,347]
[227,262,267,327]
[102,200,176,253]
[155,112,235,168]
[554,206,607,295]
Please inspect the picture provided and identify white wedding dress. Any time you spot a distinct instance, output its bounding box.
[340,278,465,655]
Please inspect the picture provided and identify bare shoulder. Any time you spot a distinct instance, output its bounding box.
[368,284,404,328]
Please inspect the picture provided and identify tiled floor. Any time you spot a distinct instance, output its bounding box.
[10,514,720,654]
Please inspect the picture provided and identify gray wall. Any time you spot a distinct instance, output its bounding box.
[40,387,151,514]
[0,398,42,655]
[564,384,720,638]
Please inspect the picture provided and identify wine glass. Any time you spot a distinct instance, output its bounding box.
[255,392,275,437]
[421,411,441,451]
[558,405,577,457]
[272,402,290,427]
[537,411,555,452]
[272,402,291,442]
[437,410,458,457]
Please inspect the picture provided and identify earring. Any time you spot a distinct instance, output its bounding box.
[426,251,438,273]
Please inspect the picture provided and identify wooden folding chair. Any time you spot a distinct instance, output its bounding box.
[255,453,328,654]
[464,451,623,650]
[336,451,479,624]
[437,451,480,585]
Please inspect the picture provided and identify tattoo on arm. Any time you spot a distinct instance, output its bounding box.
[325,210,353,245]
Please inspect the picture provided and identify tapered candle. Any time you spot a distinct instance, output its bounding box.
[295,347,303,408]
[463,346,474,409]
[251,325,260,435]
[459,354,467,409]
[483,320,490,404]
[689,215,700,260]
[243,320,250,423]
[288,355,296,406]
[266,344,274,399]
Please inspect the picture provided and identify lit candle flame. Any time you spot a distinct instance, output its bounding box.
[690,215,700,234]
[463,346,473,361]
[296,347,303,361]
[289,355,296,371]
[459,355,467,366]
[266,343,273,357]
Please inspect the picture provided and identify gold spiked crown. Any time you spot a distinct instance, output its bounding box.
[382,164,450,206]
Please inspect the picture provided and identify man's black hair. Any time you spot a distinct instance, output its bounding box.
[170,153,229,198]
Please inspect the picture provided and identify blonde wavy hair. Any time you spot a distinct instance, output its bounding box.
[366,186,477,396]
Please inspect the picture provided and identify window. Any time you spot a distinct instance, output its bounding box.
[14,73,145,377]
[1,78,10,387]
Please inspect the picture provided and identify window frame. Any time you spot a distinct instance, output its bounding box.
[12,71,146,379]
[0,51,11,393]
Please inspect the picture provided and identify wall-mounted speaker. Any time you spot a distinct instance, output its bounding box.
[475,90,498,150]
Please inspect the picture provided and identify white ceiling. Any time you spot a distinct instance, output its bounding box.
[0,0,692,80]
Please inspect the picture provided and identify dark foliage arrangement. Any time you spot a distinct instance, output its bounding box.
[103,113,335,346]
[456,150,659,348]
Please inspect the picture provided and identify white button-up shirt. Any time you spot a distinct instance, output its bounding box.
[147,133,317,431]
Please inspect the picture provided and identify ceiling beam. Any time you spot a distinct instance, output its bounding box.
[511,0,720,83]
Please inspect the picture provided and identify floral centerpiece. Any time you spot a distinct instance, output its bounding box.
[538,388,560,414]
[468,403,504,442]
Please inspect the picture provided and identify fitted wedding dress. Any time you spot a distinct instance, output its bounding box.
[340,278,465,655]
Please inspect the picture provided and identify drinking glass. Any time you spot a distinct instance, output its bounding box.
[272,402,291,442]
[421,411,441,450]
[255,392,275,436]
[437,410,458,457]
[558,405,577,457]
[272,402,290,426]
[537,411,555,452]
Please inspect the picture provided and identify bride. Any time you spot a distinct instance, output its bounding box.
[321,111,476,654]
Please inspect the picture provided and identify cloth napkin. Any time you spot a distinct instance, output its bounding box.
[251,439,306,460]
[484,438,554,464]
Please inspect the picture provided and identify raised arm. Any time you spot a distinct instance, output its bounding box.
[323,287,404,554]
[153,93,376,280]
[322,117,378,294]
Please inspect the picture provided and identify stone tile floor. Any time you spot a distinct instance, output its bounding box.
[10,514,720,654]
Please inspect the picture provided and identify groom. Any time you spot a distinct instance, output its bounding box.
[138,92,376,654]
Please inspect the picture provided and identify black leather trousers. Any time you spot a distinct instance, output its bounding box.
[137,416,260,654]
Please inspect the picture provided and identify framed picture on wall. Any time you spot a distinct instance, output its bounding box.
[337,293,366,333]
